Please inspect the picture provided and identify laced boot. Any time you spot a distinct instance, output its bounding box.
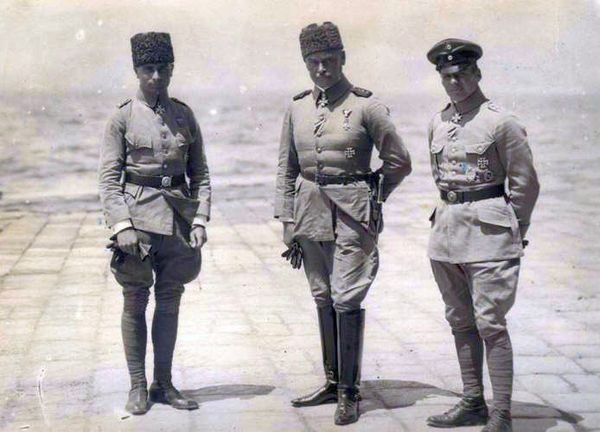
[426,396,489,428]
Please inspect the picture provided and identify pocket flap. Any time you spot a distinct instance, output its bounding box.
[465,140,494,155]
[175,132,188,147]
[125,132,152,149]
[430,135,447,154]
[477,206,511,228]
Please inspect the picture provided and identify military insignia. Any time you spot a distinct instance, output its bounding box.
[484,170,494,182]
[477,157,490,170]
[313,113,326,136]
[153,102,166,115]
[445,43,452,50]
[176,117,185,126]
[117,98,132,109]
[447,125,458,140]
[344,147,356,159]
[451,112,462,124]
[350,87,372,98]
[342,109,352,131]
[466,168,477,182]
[448,55,453,60]
[293,89,312,101]
[487,101,501,112]
[318,94,329,108]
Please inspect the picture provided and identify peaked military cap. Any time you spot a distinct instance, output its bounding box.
[427,38,482,73]
[130,32,175,67]
[299,22,344,58]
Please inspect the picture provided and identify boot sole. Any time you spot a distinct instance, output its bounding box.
[292,394,338,407]
[149,390,199,410]
[426,417,488,428]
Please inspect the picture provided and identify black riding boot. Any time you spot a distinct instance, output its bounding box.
[334,309,364,426]
[122,310,149,415]
[292,305,338,407]
[149,298,198,411]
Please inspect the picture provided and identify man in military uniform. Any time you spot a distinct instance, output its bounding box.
[99,32,210,415]
[424,39,540,432]
[275,22,411,425]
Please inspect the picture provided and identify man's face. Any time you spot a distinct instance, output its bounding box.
[440,64,481,103]
[304,50,345,89]
[135,62,173,94]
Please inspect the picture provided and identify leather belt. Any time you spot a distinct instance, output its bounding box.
[440,184,505,204]
[125,172,186,188]
[303,172,372,186]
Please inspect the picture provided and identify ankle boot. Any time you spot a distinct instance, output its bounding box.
[481,409,512,432]
[426,395,489,428]
[334,309,364,426]
[122,311,149,415]
[292,305,338,407]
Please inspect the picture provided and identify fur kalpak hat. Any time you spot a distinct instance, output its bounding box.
[299,22,344,58]
[130,32,175,67]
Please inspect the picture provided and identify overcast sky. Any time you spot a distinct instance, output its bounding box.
[1,0,599,96]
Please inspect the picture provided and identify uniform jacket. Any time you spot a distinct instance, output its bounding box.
[275,76,412,241]
[428,90,540,263]
[99,90,211,236]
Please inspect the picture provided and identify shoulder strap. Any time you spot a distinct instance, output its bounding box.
[293,89,312,101]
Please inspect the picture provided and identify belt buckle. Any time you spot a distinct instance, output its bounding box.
[447,190,458,203]
[161,176,172,188]
[315,173,326,186]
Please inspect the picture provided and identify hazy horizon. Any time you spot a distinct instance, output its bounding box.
[1,0,599,98]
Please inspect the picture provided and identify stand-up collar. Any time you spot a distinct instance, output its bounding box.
[453,88,487,115]
[312,76,352,107]
[135,88,171,110]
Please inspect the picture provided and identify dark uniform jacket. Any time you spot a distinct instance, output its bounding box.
[275,76,412,241]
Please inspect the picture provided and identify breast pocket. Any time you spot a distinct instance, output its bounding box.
[464,139,496,183]
[125,132,153,153]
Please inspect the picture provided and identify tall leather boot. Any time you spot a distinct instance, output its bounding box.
[122,310,149,415]
[334,308,364,426]
[292,305,338,407]
[149,298,199,410]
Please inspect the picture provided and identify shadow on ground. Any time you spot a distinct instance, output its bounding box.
[182,384,275,404]
[361,380,583,432]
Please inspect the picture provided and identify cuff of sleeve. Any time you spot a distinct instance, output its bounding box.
[192,215,208,227]
[113,219,133,235]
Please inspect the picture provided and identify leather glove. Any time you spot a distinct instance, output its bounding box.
[281,241,303,270]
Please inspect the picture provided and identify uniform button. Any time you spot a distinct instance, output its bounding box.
[451,160,457,165]
[317,162,323,168]
[451,147,457,153]
[451,171,456,176]
[316,147,322,153]
[162,163,167,169]
[161,132,167,139]
[477,145,483,152]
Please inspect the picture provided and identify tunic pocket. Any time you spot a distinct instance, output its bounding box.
[124,132,153,150]
[464,140,494,155]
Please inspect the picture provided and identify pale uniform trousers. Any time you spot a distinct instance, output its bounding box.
[275,77,411,313]
[427,92,539,408]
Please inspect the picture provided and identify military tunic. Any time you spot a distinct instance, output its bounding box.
[427,90,539,338]
[99,90,211,293]
[275,77,411,312]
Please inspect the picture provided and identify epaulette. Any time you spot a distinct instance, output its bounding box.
[293,90,312,101]
[171,97,189,108]
[440,102,452,113]
[117,98,132,109]
[350,87,372,98]
[486,101,502,112]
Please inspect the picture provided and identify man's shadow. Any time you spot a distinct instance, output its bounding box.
[182,384,275,403]
[361,380,583,432]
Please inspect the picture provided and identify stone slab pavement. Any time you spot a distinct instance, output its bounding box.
[0,192,598,431]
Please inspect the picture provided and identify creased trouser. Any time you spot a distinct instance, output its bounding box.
[430,259,520,339]
[111,215,201,385]
[298,208,378,313]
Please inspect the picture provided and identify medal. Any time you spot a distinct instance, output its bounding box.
[451,112,462,124]
[342,109,352,131]
[477,157,490,170]
[344,147,356,159]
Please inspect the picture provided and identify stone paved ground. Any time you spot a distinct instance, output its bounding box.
[0,188,598,431]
